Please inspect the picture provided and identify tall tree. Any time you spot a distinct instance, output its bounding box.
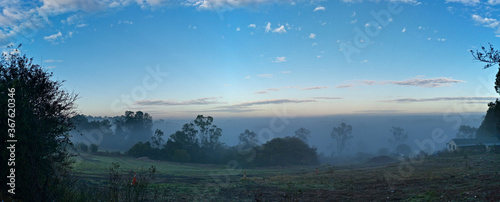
[114,111,153,149]
[0,44,78,200]
[294,127,311,143]
[456,125,477,139]
[151,129,164,149]
[471,44,500,139]
[194,115,222,149]
[388,126,408,145]
[471,43,500,94]
[238,129,259,147]
[330,122,353,157]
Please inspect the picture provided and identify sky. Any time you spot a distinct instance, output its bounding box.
[1,0,500,119]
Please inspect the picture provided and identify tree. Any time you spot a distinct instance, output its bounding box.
[388,126,408,149]
[164,123,200,162]
[77,142,89,152]
[238,129,259,147]
[194,115,222,149]
[151,129,164,149]
[330,122,353,157]
[471,44,500,139]
[127,142,154,157]
[294,127,311,143]
[456,125,477,139]
[114,111,153,149]
[0,44,78,200]
[470,43,500,94]
[256,137,319,166]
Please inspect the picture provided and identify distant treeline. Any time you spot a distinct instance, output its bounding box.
[70,112,319,167]
[69,111,153,151]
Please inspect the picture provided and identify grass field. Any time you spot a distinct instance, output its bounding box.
[71,152,500,201]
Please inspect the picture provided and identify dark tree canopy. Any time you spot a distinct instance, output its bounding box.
[0,45,78,200]
[256,137,319,166]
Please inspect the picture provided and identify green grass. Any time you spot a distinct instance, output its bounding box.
[69,152,500,201]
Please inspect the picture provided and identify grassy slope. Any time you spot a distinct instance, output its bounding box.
[71,153,500,201]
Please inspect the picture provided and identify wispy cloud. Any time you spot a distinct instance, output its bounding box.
[309,33,316,39]
[256,74,274,78]
[445,0,480,5]
[211,98,316,113]
[382,96,496,103]
[44,59,63,63]
[43,31,62,42]
[313,97,342,100]
[234,99,315,107]
[301,86,329,90]
[118,20,133,25]
[387,77,464,87]
[254,88,280,94]
[336,84,356,88]
[135,97,222,106]
[341,0,420,5]
[272,25,287,33]
[265,22,272,32]
[248,24,256,28]
[471,14,500,33]
[272,56,287,63]
[281,71,291,74]
[337,77,465,88]
[313,6,325,12]
[184,0,291,10]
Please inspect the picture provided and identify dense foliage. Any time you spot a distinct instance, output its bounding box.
[124,116,319,167]
[0,45,78,200]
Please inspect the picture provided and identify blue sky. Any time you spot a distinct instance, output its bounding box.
[2,0,500,119]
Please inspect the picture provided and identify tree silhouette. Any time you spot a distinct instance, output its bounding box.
[294,127,311,143]
[194,115,222,149]
[471,43,500,139]
[238,129,258,147]
[151,129,164,149]
[114,111,153,149]
[330,122,353,157]
[471,43,500,94]
[388,126,408,151]
[256,137,319,166]
[456,125,477,139]
[0,44,78,200]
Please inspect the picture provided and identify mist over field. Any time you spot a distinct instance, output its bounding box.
[70,113,486,156]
